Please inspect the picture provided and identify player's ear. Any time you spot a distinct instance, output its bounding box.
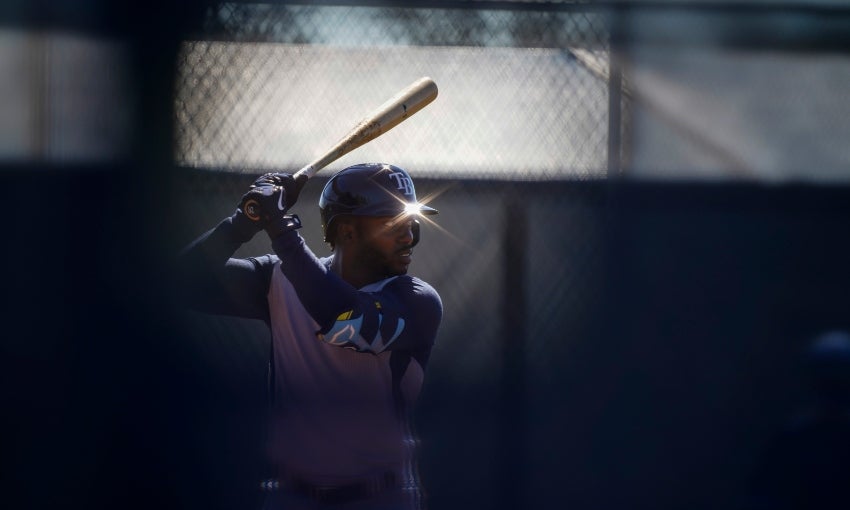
[336,218,356,244]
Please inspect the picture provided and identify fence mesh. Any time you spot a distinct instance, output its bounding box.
[174,3,616,179]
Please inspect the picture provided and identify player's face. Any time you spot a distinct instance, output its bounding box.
[354,215,416,277]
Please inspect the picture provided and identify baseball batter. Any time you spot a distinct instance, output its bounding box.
[178,163,442,509]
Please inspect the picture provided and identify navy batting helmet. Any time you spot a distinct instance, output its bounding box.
[319,163,437,245]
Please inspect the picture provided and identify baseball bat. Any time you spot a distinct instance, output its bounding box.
[243,77,438,220]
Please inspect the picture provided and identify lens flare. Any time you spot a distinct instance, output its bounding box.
[404,202,423,216]
[408,185,466,246]
[385,183,464,246]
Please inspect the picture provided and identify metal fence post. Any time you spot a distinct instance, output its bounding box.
[499,195,528,509]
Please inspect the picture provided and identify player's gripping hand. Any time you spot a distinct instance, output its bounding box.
[236,172,305,238]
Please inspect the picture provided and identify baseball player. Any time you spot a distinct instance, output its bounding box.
[178,163,442,510]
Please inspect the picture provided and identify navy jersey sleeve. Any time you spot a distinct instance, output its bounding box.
[176,215,277,322]
[271,230,442,362]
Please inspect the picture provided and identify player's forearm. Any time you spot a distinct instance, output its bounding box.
[179,214,258,265]
[175,215,272,319]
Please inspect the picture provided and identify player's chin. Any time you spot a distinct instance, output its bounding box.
[388,250,412,275]
[387,262,410,276]
[385,258,411,276]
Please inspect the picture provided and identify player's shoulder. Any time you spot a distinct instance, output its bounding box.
[387,275,442,314]
[385,274,438,294]
[407,274,440,297]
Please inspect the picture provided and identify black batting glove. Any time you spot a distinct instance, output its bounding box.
[237,172,305,239]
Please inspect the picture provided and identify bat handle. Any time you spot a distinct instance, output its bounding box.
[294,172,309,194]
[293,163,318,181]
[292,163,318,195]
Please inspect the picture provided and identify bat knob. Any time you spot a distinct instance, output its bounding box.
[244,199,261,221]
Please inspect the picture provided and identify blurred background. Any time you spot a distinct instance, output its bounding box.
[3,1,850,509]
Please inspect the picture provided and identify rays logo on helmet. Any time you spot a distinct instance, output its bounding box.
[388,171,415,196]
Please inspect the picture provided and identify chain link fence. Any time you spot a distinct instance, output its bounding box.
[174,3,616,178]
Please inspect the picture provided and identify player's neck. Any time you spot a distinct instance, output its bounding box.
[330,250,379,290]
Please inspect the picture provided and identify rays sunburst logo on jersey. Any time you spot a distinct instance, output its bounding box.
[319,307,405,353]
